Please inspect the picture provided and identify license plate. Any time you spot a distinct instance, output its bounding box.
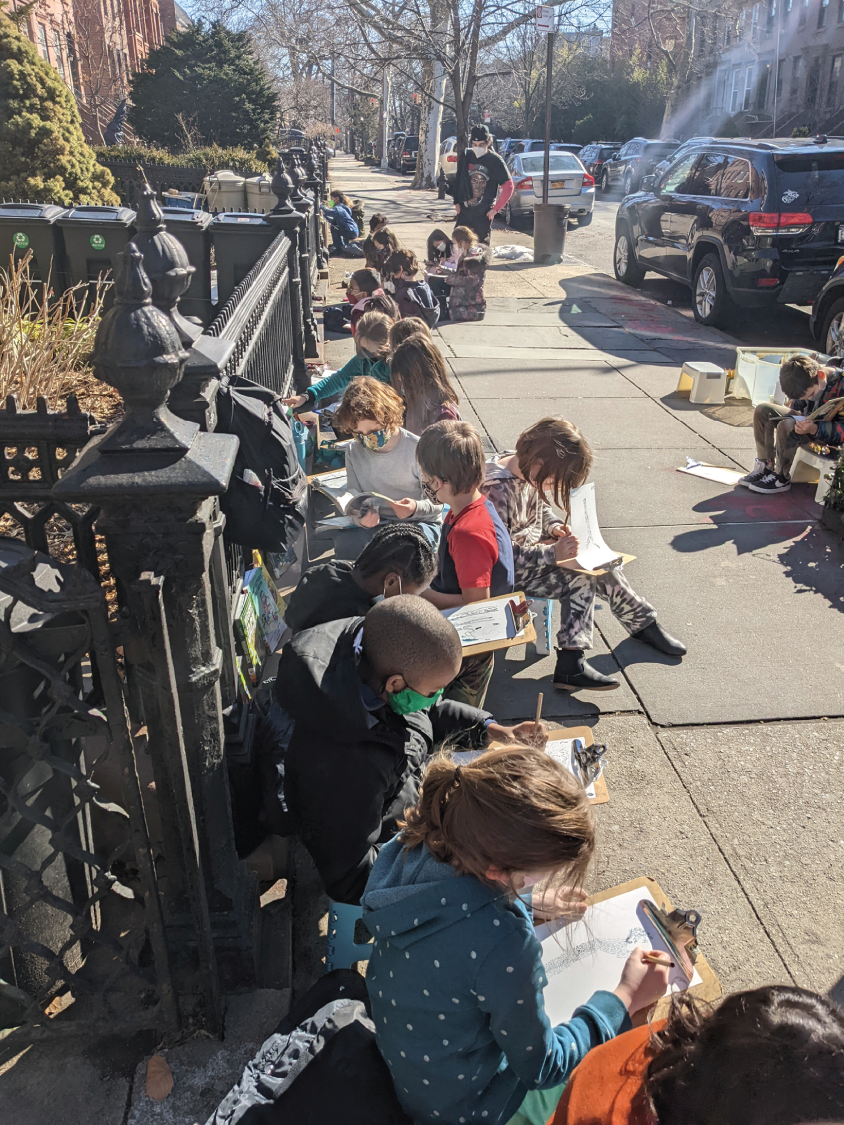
[549,180,568,189]
[838,225,844,243]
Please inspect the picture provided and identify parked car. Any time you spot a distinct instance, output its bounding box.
[613,137,844,327]
[810,255,844,355]
[499,138,522,158]
[603,138,680,195]
[437,135,459,190]
[578,142,622,189]
[509,139,581,155]
[503,150,594,226]
[398,134,420,174]
[388,132,406,169]
[650,137,716,183]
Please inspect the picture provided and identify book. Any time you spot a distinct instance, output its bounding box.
[233,589,265,684]
[243,567,285,653]
[310,468,399,523]
[566,483,627,573]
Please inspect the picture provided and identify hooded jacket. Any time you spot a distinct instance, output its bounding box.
[362,838,631,1125]
[392,277,441,328]
[303,353,391,408]
[283,560,373,634]
[274,618,492,904]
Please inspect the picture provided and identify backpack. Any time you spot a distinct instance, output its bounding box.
[401,279,440,328]
[208,970,413,1125]
[215,375,308,553]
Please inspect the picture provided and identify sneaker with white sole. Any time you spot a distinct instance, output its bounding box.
[748,471,791,494]
[738,458,772,488]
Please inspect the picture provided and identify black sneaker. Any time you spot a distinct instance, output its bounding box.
[738,458,772,488]
[553,649,620,692]
[747,471,791,494]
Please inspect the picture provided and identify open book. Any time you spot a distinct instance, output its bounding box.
[565,483,630,573]
[310,468,397,526]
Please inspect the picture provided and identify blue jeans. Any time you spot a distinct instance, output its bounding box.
[331,226,349,252]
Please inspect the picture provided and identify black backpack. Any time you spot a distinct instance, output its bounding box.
[215,375,308,553]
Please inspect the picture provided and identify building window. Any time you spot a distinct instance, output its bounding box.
[806,56,821,106]
[839,0,844,21]
[776,56,786,97]
[799,0,808,24]
[784,0,793,18]
[792,54,803,97]
[819,0,830,26]
[767,0,777,29]
[37,23,50,61]
[717,70,728,106]
[52,28,66,79]
[730,68,742,111]
[757,60,771,106]
[829,54,842,102]
[743,64,756,108]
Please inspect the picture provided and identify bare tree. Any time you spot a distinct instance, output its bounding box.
[70,0,129,143]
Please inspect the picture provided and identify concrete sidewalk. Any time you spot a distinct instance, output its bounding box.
[326,155,844,1002]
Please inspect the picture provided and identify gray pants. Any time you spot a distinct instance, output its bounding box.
[516,560,656,651]
[753,403,814,477]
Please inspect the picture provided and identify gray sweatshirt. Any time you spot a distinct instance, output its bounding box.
[345,429,443,524]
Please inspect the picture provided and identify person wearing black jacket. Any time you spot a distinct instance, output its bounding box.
[449,124,513,243]
[273,596,547,904]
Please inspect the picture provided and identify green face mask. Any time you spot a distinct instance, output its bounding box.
[387,684,444,716]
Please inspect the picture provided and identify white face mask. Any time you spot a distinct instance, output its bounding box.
[471,145,487,158]
[436,241,447,250]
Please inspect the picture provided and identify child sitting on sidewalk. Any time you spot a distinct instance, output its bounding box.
[389,316,432,351]
[425,227,454,266]
[445,226,488,322]
[362,213,389,269]
[390,334,461,435]
[370,228,400,275]
[274,596,549,903]
[344,268,387,334]
[551,985,844,1125]
[483,417,685,693]
[285,522,437,634]
[418,420,514,707]
[739,353,844,494]
[283,310,395,412]
[383,248,440,328]
[362,747,671,1125]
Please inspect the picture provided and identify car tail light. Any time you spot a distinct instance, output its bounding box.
[515,177,533,189]
[582,173,595,187]
[446,154,457,163]
[758,277,780,286]
[749,212,813,233]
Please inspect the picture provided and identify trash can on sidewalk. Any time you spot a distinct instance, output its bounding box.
[160,206,214,325]
[55,205,136,309]
[533,203,569,266]
[0,203,69,290]
[210,212,279,308]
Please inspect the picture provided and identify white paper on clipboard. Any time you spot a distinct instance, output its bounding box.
[545,738,597,798]
[567,483,623,571]
[442,599,522,647]
[536,887,703,1025]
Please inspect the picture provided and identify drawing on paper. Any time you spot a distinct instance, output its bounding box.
[544,928,648,977]
[568,483,624,571]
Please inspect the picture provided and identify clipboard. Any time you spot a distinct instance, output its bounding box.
[444,591,537,657]
[589,876,722,1022]
[488,723,609,806]
[562,553,636,577]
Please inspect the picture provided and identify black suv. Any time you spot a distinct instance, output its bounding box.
[613,137,844,326]
[578,143,622,189]
[603,138,680,195]
[399,134,420,174]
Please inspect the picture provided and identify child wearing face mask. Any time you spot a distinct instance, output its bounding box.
[328,377,443,559]
[450,124,514,243]
[273,596,543,903]
[362,746,672,1125]
[426,228,454,267]
[282,310,396,412]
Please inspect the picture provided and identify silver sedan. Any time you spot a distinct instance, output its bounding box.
[503,152,595,227]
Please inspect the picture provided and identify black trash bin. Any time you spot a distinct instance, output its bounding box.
[55,204,136,310]
[160,206,214,326]
[0,203,69,290]
[210,212,280,309]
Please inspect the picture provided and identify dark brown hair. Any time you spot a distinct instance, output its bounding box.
[427,228,454,261]
[515,416,593,522]
[384,248,419,277]
[330,190,354,208]
[369,212,389,233]
[372,228,400,253]
[360,294,400,320]
[416,419,484,494]
[334,376,405,433]
[780,353,821,399]
[389,317,432,350]
[349,268,381,296]
[354,310,394,358]
[400,746,594,887]
[391,336,459,421]
[645,987,844,1125]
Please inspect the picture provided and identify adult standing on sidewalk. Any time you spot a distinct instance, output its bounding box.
[451,124,514,244]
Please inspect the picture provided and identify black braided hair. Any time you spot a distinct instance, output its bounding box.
[353,522,437,586]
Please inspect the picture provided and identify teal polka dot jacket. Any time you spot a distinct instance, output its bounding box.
[361,837,630,1125]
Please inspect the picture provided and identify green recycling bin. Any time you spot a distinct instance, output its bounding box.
[210,212,280,308]
[0,203,69,290]
[161,206,214,325]
[55,204,136,310]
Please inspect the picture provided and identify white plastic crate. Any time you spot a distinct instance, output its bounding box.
[732,348,832,405]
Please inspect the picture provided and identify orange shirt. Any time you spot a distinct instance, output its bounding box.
[548,1021,665,1125]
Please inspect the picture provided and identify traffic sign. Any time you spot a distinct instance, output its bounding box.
[535,4,554,32]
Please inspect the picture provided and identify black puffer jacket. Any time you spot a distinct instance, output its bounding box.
[274,617,491,904]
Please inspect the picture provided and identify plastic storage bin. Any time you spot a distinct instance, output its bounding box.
[55,204,136,309]
[160,206,214,325]
[161,190,204,211]
[210,212,280,307]
[0,203,69,288]
[732,347,833,405]
[245,174,278,214]
[203,169,246,212]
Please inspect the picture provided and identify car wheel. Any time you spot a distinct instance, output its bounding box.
[623,172,633,197]
[601,170,609,192]
[577,210,593,227]
[613,224,645,286]
[502,201,513,227]
[821,296,844,357]
[692,253,733,327]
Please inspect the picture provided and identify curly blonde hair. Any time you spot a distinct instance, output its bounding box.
[334,376,405,433]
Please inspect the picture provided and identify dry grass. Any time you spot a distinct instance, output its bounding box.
[0,251,122,422]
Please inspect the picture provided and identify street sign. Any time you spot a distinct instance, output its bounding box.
[535,5,554,32]
[483,111,491,123]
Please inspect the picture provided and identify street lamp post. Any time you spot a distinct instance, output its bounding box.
[381,67,390,170]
